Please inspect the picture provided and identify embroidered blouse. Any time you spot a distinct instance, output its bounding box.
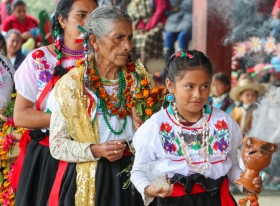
[0,54,14,109]
[48,76,134,162]
[14,47,83,113]
[131,107,243,205]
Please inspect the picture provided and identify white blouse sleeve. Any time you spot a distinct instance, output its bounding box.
[227,118,244,192]
[14,53,38,103]
[130,119,159,206]
[49,90,99,163]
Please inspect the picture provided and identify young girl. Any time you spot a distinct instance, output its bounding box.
[210,72,234,115]
[130,50,262,206]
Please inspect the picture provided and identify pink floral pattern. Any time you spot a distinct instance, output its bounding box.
[0,66,9,89]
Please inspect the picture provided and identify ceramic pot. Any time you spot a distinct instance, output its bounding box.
[235,136,278,193]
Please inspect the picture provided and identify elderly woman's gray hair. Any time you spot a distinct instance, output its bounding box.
[6,29,22,40]
[85,6,132,39]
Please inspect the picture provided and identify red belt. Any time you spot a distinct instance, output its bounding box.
[171,177,236,206]
[39,136,50,146]
[171,182,206,196]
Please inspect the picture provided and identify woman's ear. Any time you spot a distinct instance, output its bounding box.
[89,35,99,52]
[58,14,66,29]
[166,78,174,94]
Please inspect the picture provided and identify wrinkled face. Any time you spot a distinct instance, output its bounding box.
[6,33,22,55]
[166,68,211,118]
[13,5,26,22]
[211,79,229,97]
[239,89,258,106]
[59,0,97,44]
[91,19,133,67]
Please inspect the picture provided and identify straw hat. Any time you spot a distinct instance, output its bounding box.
[229,78,266,102]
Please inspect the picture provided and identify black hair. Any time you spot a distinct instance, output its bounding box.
[212,72,230,86]
[0,33,7,55]
[12,0,26,11]
[166,50,214,83]
[51,0,98,77]
[163,50,214,108]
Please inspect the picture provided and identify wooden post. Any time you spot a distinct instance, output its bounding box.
[192,0,208,53]
[192,0,232,78]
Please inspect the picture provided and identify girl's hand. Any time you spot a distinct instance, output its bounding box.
[240,172,262,194]
[252,176,262,194]
[146,179,174,198]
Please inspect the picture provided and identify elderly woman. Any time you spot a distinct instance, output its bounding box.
[48,6,161,206]
[5,29,25,70]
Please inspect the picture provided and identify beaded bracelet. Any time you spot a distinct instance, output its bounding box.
[144,185,153,198]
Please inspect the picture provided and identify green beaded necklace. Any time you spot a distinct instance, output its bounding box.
[94,67,127,135]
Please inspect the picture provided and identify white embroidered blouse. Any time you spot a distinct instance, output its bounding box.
[130,107,244,205]
[14,47,83,113]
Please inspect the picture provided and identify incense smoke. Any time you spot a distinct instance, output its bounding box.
[249,86,280,143]
[207,0,274,45]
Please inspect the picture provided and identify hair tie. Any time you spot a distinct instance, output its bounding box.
[173,51,194,59]
[77,25,90,79]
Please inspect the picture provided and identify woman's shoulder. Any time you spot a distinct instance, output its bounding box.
[211,107,234,123]
[15,46,55,75]
[29,46,54,59]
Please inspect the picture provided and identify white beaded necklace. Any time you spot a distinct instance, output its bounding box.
[173,104,210,174]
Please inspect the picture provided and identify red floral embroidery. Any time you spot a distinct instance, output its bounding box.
[172,143,177,152]
[160,123,172,133]
[213,142,219,151]
[32,50,45,59]
[214,120,228,131]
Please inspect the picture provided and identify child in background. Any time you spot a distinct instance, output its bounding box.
[230,78,265,134]
[131,50,262,206]
[210,72,234,115]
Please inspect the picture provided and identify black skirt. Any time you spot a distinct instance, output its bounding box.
[15,130,59,206]
[58,156,157,206]
[157,174,237,206]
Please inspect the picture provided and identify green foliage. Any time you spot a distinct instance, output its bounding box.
[25,0,56,19]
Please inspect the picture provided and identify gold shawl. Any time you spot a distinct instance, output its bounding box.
[54,65,99,206]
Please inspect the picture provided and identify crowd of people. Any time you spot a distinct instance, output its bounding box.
[1,0,280,206]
